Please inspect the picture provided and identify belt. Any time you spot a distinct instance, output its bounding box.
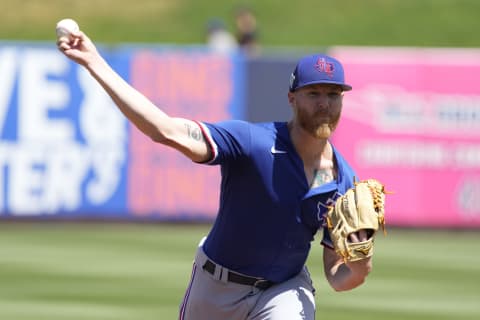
[202,259,275,290]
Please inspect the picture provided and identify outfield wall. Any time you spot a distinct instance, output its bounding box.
[0,43,244,221]
[0,42,479,227]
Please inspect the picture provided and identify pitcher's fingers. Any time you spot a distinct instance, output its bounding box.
[348,232,359,243]
[71,30,89,43]
[359,229,368,242]
[57,40,71,51]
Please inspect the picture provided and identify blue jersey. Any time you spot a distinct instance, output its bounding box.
[198,120,356,283]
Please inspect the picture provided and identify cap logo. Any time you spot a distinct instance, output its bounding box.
[289,72,296,89]
[315,57,334,78]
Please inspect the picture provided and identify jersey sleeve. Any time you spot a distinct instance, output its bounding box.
[197,120,252,165]
[320,226,334,249]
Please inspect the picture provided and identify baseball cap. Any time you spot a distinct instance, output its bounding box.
[289,54,352,92]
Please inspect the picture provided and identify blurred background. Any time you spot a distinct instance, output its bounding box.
[0,0,479,319]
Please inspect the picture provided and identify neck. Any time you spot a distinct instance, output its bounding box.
[287,121,332,164]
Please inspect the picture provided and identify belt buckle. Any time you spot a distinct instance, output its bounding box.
[253,279,271,290]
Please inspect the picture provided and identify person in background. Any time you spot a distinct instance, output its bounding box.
[206,18,238,54]
[234,6,260,55]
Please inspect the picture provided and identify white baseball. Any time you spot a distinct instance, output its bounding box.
[56,18,79,39]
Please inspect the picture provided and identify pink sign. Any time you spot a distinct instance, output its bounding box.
[331,47,480,227]
[128,51,236,218]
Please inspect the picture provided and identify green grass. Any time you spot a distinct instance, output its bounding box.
[0,223,479,319]
[1,0,480,47]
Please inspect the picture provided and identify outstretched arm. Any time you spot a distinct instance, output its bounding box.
[57,30,211,163]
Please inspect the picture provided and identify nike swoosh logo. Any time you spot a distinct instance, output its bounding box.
[271,146,287,154]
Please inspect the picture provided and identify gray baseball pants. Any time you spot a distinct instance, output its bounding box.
[179,239,316,320]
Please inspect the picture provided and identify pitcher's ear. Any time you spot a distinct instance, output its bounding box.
[288,91,295,105]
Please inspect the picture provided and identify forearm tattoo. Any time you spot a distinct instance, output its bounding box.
[184,123,204,142]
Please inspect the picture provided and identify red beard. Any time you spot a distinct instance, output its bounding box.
[297,108,341,139]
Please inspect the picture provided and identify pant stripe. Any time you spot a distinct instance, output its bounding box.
[179,262,197,320]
